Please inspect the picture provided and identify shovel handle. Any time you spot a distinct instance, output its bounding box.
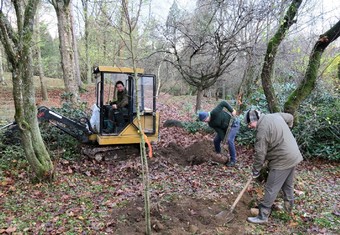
[229,176,252,212]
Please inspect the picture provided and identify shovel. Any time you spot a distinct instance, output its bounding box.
[215,176,252,224]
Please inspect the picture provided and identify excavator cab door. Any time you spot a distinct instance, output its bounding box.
[130,74,157,134]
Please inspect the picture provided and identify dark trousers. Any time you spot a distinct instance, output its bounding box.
[213,119,240,162]
[108,107,127,127]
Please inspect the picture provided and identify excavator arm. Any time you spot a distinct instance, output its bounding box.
[37,106,94,144]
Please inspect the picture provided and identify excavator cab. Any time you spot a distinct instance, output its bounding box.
[91,66,159,145]
[37,66,159,145]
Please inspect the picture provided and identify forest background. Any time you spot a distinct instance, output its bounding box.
[0,0,339,234]
[1,0,338,159]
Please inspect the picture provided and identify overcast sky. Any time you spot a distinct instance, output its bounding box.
[150,0,340,30]
[43,0,340,39]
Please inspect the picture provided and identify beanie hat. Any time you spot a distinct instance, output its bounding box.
[198,111,209,121]
[244,110,261,124]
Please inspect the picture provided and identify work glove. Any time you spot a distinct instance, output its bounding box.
[252,168,260,179]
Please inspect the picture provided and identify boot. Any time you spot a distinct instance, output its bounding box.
[226,161,236,167]
[103,120,114,133]
[283,200,294,213]
[247,204,271,224]
[116,123,125,133]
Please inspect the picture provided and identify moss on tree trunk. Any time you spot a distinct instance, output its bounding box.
[284,20,340,116]
[261,0,302,113]
[0,0,54,182]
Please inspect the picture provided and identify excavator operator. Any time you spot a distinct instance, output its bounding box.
[104,80,128,133]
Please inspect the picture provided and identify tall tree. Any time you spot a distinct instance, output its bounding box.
[81,0,92,83]
[260,0,303,113]
[0,44,4,85]
[49,0,80,104]
[284,20,340,115]
[165,0,180,41]
[236,14,269,111]
[37,22,61,79]
[95,2,118,65]
[117,0,127,66]
[70,2,82,89]
[0,0,54,181]
[35,9,48,101]
[163,0,255,111]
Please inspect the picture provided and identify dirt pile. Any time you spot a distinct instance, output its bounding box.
[155,141,227,166]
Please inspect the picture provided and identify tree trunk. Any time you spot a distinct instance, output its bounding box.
[70,3,82,89]
[0,46,5,85]
[215,82,218,101]
[196,88,203,112]
[284,20,340,116]
[117,0,127,66]
[338,60,340,80]
[237,49,258,112]
[13,54,54,181]
[51,0,79,104]
[261,0,302,113]
[156,59,163,96]
[35,12,48,101]
[0,0,54,182]
[82,0,92,84]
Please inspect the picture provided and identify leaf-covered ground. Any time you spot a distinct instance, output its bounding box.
[0,85,339,234]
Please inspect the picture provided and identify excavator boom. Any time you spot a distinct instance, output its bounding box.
[37,106,94,144]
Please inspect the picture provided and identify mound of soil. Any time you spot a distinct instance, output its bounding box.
[156,141,228,166]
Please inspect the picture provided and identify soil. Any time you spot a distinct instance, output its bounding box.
[79,140,253,235]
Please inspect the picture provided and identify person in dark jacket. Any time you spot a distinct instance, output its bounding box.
[105,81,129,133]
[244,110,303,224]
[198,101,240,166]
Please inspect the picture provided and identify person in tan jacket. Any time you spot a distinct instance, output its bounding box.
[244,110,303,224]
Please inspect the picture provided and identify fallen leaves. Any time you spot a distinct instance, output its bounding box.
[0,178,14,186]
[0,227,16,234]
[1,93,339,234]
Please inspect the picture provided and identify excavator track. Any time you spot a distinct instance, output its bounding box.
[80,144,141,162]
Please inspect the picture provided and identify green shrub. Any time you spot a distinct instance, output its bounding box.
[40,122,81,161]
[0,124,24,160]
[0,101,88,174]
[236,123,256,146]
[182,120,214,134]
[0,130,26,178]
[293,91,339,161]
[237,83,339,161]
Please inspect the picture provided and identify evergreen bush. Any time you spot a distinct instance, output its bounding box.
[237,83,339,161]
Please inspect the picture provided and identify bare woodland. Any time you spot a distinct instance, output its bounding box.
[0,1,339,234]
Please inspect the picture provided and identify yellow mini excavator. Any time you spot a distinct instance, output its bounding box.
[37,66,160,146]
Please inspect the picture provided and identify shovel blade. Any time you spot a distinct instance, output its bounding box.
[215,210,235,224]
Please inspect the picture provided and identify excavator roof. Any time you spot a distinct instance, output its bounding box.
[93,66,144,74]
